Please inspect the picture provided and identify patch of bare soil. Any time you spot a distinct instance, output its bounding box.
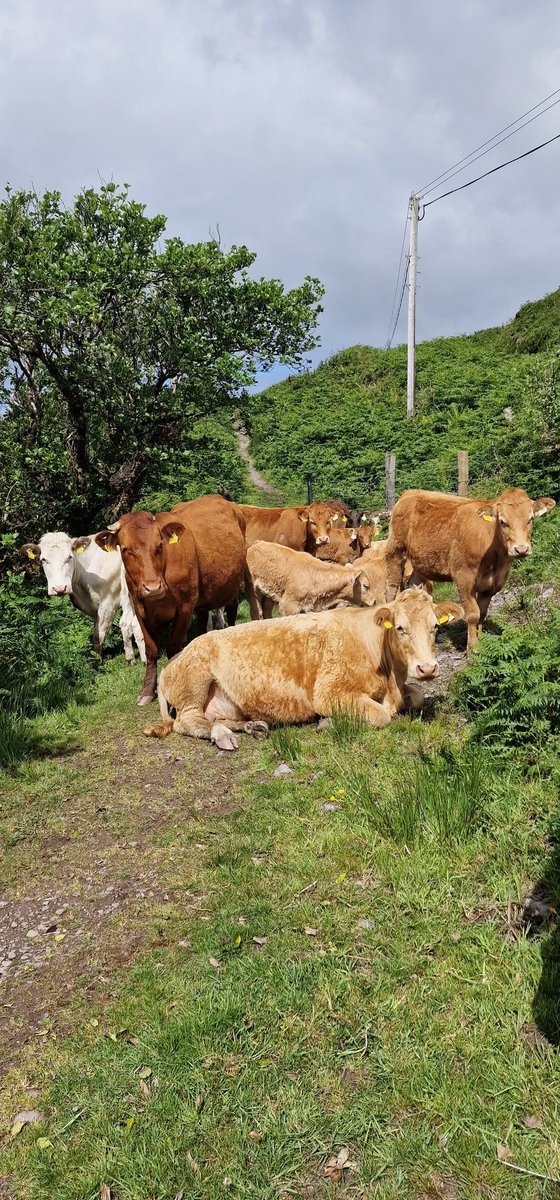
[0,730,253,1079]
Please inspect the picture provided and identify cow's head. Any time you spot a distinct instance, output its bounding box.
[95,511,185,599]
[21,531,90,596]
[299,502,340,547]
[477,488,555,558]
[373,589,463,680]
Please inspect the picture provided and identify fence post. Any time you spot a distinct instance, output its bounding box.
[457,451,469,497]
[385,453,396,512]
[306,473,314,504]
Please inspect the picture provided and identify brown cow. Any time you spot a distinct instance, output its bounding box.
[95,495,257,704]
[145,589,463,749]
[315,527,360,564]
[247,541,370,617]
[386,487,555,646]
[238,502,342,552]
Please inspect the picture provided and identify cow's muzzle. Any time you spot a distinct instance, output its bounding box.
[49,585,71,596]
[415,662,438,679]
[140,581,167,598]
[315,535,329,546]
[511,544,531,557]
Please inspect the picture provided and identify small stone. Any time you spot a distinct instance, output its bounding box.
[26,929,39,940]
[321,802,341,813]
[356,918,375,931]
[273,762,293,777]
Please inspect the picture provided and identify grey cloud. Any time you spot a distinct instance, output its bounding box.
[0,0,559,370]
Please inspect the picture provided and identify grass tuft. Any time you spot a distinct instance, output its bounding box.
[269,725,302,764]
[329,703,368,746]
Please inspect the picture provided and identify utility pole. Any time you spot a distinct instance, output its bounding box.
[407,193,419,417]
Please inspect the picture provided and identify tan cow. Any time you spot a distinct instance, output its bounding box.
[386,487,555,646]
[247,541,370,617]
[144,589,463,749]
[238,502,343,552]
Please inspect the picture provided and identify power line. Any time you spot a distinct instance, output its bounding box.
[418,85,560,197]
[420,94,560,198]
[385,205,410,348]
[423,129,560,208]
[387,255,410,348]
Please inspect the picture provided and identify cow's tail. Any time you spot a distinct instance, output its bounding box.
[143,675,174,739]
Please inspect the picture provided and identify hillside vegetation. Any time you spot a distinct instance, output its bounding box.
[246,289,560,507]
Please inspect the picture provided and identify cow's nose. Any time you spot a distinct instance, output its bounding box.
[315,535,329,545]
[142,581,164,596]
[513,544,531,557]
[51,585,69,595]
[416,662,438,679]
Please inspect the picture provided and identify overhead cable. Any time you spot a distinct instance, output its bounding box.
[418,86,560,197]
[423,129,560,208]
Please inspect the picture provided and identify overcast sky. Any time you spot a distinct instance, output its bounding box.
[1,0,559,378]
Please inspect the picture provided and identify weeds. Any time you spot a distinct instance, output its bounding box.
[348,746,488,845]
[329,704,369,746]
[269,725,302,764]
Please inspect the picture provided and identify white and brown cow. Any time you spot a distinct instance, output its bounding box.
[22,531,145,662]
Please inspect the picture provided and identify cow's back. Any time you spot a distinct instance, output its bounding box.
[172,495,247,605]
[238,504,306,549]
[388,490,496,579]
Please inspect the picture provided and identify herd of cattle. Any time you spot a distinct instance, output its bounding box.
[22,485,555,751]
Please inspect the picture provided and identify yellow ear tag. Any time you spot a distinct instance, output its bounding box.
[75,545,85,554]
[482,514,494,522]
[299,513,308,522]
[26,550,36,559]
[341,515,347,524]
[168,532,179,544]
[438,614,449,624]
[103,544,116,552]
[383,619,393,629]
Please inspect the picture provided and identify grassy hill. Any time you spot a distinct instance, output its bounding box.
[246,289,560,507]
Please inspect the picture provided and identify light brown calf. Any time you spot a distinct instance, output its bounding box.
[145,590,463,750]
[315,527,360,564]
[386,487,555,646]
[247,541,369,617]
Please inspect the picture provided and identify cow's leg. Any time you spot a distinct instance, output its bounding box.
[93,597,117,655]
[385,541,405,601]
[260,593,274,620]
[119,612,136,664]
[476,590,493,631]
[244,565,262,621]
[403,682,425,711]
[320,690,392,729]
[168,607,196,660]
[455,573,480,649]
[138,650,159,705]
[225,598,238,627]
[214,608,226,630]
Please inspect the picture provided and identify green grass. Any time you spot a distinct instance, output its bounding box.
[2,652,560,1199]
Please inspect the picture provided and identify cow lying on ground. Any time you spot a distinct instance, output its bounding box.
[238,502,343,552]
[21,532,145,663]
[247,541,370,617]
[144,589,463,749]
[95,495,258,704]
[386,487,555,646]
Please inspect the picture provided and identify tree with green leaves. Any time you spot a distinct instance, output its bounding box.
[0,183,323,534]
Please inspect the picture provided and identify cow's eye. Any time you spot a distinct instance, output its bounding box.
[499,517,508,527]
[66,555,72,563]
[396,624,406,634]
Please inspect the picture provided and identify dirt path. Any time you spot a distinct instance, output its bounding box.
[0,667,263,1077]
[233,420,282,499]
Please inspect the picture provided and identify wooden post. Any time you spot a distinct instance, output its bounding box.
[457,451,469,497]
[407,194,419,418]
[306,473,314,504]
[385,453,396,512]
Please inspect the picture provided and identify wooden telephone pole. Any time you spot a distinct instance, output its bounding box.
[407,193,419,417]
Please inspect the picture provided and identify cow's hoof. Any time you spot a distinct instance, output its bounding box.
[137,693,155,706]
[244,720,269,740]
[211,723,239,751]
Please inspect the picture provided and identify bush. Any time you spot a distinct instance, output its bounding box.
[454,613,560,757]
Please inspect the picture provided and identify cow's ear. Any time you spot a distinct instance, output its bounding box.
[435,601,463,624]
[72,536,91,555]
[21,543,41,561]
[162,521,185,544]
[349,529,358,544]
[477,504,496,522]
[331,511,339,522]
[533,497,556,517]
[95,530,119,553]
[298,512,309,523]
[373,606,393,629]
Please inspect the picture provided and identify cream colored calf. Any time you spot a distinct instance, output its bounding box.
[247,540,370,618]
